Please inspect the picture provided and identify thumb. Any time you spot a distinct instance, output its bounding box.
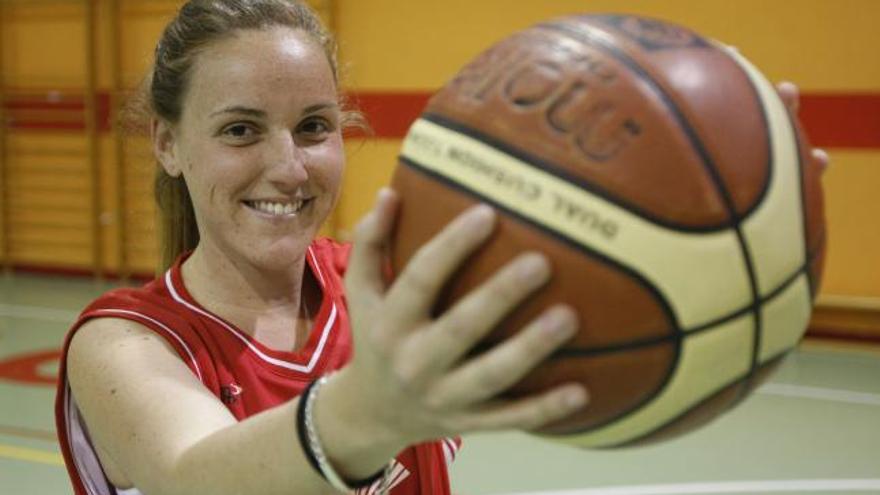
[776,81,800,114]
[345,187,400,302]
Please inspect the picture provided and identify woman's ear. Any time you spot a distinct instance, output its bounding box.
[152,118,182,177]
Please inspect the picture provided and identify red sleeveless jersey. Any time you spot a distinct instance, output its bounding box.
[55,238,460,495]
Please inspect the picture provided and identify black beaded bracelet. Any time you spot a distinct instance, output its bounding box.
[296,375,391,491]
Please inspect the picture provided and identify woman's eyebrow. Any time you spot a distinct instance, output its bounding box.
[302,102,339,115]
[209,103,338,118]
[209,106,267,118]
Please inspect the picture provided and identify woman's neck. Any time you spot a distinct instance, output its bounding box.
[180,241,320,351]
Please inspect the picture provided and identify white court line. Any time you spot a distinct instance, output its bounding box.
[758,383,880,407]
[0,303,79,323]
[511,479,880,495]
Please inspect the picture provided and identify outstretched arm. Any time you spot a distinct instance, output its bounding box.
[68,189,586,495]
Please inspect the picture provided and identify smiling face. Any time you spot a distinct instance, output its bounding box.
[155,27,344,271]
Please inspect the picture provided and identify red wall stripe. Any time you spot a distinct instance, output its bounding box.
[3,90,879,149]
[346,92,431,139]
[799,93,880,149]
[3,92,112,131]
[350,91,880,148]
[8,263,153,283]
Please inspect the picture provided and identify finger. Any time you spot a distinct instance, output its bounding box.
[385,204,496,324]
[776,81,800,113]
[415,252,551,374]
[346,188,400,300]
[458,383,588,433]
[382,252,549,393]
[432,306,578,407]
[812,148,830,174]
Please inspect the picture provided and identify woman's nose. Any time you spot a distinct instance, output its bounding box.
[265,131,309,187]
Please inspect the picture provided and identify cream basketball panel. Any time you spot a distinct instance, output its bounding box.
[723,45,807,297]
[401,119,751,330]
[549,312,754,447]
[759,274,812,362]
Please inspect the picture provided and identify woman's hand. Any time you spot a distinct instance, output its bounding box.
[333,189,587,456]
[776,80,830,174]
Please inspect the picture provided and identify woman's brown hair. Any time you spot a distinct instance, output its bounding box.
[137,0,362,272]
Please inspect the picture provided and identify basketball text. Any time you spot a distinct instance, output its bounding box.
[447,31,642,163]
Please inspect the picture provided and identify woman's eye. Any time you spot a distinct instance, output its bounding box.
[221,124,257,140]
[299,118,332,138]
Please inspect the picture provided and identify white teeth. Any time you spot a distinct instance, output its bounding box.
[249,200,304,216]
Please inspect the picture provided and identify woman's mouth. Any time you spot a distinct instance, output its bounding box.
[242,199,311,217]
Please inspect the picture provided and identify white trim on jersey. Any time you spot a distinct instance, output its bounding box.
[384,460,411,493]
[164,269,338,374]
[90,308,203,382]
[442,437,459,465]
[64,384,131,495]
[355,459,411,495]
[307,246,328,287]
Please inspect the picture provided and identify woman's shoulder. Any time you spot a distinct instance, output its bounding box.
[71,271,201,353]
[66,276,209,387]
[78,275,173,318]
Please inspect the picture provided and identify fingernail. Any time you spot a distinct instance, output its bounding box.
[565,387,588,408]
[466,204,495,231]
[544,306,576,339]
[376,187,393,205]
[518,253,550,284]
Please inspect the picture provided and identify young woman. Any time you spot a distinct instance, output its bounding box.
[54,2,827,494]
[55,1,588,494]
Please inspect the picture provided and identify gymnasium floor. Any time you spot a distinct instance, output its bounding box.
[1,272,879,495]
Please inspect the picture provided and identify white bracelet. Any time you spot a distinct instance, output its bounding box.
[302,374,393,493]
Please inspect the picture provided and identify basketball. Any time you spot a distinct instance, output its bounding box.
[389,14,826,448]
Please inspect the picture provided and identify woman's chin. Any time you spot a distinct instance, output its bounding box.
[245,237,315,269]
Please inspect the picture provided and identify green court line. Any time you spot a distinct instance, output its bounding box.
[0,444,64,466]
[758,383,880,406]
[0,425,58,442]
[0,303,79,323]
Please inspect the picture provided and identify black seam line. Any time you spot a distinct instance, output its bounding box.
[537,20,766,398]
[559,349,793,444]
[420,111,732,234]
[730,57,776,402]
[552,258,810,359]
[534,21,775,222]
[402,155,813,359]
[397,155,683,334]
